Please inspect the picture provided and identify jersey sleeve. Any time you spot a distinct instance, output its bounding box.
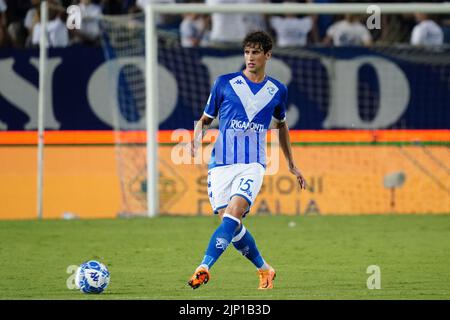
[272,84,287,123]
[203,77,223,119]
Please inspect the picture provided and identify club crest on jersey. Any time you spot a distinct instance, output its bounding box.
[267,86,276,95]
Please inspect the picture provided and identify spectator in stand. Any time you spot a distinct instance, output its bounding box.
[0,23,11,48]
[134,0,180,31]
[243,0,268,34]
[0,0,10,47]
[71,0,103,45]
[24,0,39,44]
[323,14,372,47]
[207,0,268,48]
[1,0,29,47]
[0,0,6,28]
[180,12,210,48]
[31,2,69,47]
[410,13,443,47]
[269,7,313,47]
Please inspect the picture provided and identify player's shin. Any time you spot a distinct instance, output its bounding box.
[232,225,271,271]
[199,214,240,270]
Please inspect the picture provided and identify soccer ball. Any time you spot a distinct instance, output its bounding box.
[75,260,110,294]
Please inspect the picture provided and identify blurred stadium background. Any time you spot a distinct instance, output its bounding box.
[0,0,448,219]
[0,0,449,300]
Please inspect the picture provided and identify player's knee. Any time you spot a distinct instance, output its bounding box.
[217,209,226,220]
[225,202,248,219]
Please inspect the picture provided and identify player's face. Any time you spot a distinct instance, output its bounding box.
[244,44,271,74]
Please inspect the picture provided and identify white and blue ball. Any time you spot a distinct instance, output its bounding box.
[75,260,110,294]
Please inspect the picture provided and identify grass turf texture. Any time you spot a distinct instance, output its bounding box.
[0,215,449,299]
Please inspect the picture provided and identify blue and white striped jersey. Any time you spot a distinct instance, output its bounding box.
[203,71,287,169]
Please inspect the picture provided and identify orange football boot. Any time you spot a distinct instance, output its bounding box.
[188,267,210,289]
[257,268,276,289]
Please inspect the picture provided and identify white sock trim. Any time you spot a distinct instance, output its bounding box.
[198,264,209,271]
[258,261,271,271]
[232,226,247,242]
[223,213,241,224]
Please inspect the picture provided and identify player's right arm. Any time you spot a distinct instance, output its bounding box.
[191,114,214,157]
[190,77,223,157]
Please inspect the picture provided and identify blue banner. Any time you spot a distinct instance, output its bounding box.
[0,45,448,131]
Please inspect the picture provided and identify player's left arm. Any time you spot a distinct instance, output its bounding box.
[276,120,307,189]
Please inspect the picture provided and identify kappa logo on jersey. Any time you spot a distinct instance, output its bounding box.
[234,79,244,85]
[215,238,229,251]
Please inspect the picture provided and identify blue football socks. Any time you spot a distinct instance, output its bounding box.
[231,224,266,269]
[199,214,240,269]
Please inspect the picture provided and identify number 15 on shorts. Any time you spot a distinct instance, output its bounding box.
[238,178,254,198]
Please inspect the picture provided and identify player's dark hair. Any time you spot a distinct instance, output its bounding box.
[242,31,273,53]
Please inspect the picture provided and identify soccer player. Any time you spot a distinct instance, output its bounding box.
[188,31,306,290]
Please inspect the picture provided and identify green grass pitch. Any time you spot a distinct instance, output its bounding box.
[0,215,449,299]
